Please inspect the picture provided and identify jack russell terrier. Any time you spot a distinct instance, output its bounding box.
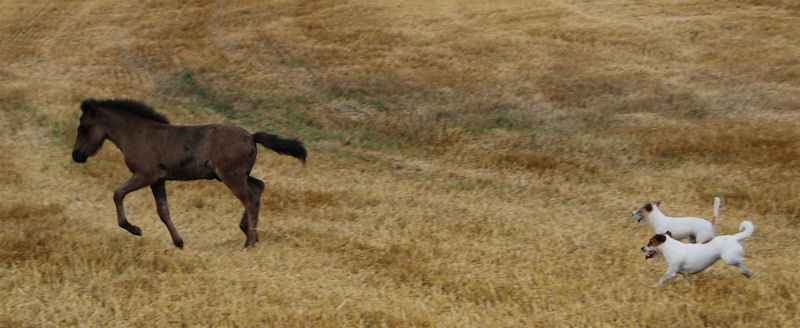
[632,197,720,243]
[641,220,754,287]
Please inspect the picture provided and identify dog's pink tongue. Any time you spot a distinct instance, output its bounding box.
[645,250,656,259]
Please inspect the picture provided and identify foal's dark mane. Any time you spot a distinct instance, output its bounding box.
[82,98,170,124]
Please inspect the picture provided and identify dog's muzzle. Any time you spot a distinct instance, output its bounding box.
[641,246,657,259]
[72,149,88,163]
[632,210,643,223]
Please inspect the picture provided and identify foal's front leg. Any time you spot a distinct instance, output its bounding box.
[150,180,184,249]
[113,173,155,236]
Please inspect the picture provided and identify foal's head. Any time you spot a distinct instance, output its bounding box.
[72,100,107,163]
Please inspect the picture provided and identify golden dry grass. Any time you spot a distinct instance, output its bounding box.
[1,0,799,326]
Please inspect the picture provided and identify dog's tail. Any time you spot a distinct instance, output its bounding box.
[733,221,755,241]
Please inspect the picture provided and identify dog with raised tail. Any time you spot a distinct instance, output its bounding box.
[632,197,720,243]
[641,220,755,287]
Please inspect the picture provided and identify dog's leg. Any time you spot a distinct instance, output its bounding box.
[723,254,751,278]
[735,260,751,278]
[680,273,692,286]
[654,267,679,287]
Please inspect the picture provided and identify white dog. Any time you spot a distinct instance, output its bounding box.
[641,220,754,287]
[632,198,719,243]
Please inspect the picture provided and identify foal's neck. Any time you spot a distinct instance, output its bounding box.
[99,109,167,150]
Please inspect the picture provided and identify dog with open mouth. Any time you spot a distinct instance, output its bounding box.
[641,220,754,287]
[633,198,720,244]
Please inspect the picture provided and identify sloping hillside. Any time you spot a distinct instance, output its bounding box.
[1,0,798,326]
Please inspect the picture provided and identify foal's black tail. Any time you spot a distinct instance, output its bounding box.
[252,132,307,163]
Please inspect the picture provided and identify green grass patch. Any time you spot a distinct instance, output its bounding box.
[0,99,72,146]
[687,106,707,120]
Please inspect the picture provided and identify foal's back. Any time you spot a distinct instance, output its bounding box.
[150,122,256,181]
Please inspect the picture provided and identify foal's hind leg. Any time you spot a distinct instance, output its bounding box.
[150,180,184,249]
[220,172,262,247]
[113,173,156,236]
[239,177,265,238]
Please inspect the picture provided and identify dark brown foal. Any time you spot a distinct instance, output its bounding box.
[72,99,306,248]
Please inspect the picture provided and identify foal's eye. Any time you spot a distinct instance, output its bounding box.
[78,125,90,135]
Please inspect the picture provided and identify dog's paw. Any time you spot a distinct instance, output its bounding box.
[650,283,662,288]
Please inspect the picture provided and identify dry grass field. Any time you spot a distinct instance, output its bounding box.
[1,0,799,326]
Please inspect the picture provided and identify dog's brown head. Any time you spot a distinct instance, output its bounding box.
[632,200,661,223]
[642,231,670,259]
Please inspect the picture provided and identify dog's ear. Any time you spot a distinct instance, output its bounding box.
[655,200,661,207]
[665,231,672,237]
[644,203,653,211]
[655,234,666,243]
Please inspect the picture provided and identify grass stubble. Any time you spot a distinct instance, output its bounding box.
[1,0,798,326]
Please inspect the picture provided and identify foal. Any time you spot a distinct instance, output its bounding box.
[72,99,306,248]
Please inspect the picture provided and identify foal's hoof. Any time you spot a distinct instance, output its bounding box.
[244,238,258,248]
[173,239,184,249]
[243,229,259,248]
[123,224,142,236]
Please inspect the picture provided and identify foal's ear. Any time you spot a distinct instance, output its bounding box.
[80,99,98,114]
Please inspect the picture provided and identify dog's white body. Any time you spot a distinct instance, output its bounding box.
[633,199,717,243]
[641,221,755,287]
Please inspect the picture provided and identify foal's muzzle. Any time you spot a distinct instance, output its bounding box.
[72,149,88,163]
